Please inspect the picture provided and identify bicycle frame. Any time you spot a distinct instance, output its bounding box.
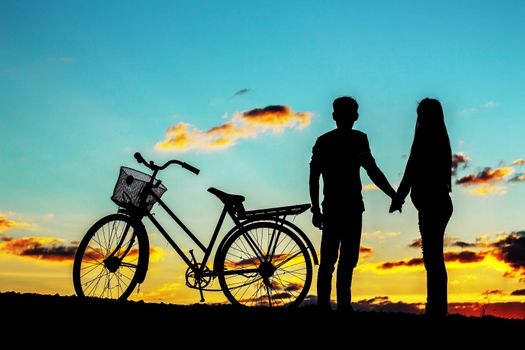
[145,191,231,277]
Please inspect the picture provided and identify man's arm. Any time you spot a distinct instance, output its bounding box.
[360,136,396,199]
[309,141,323,228]
[362,157,397,199]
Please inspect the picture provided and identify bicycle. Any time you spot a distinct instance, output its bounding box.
[73,152,318,307]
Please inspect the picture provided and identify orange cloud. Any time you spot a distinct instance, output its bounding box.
[512,159,525,166]
[0,213,30,233]
[155,105,312,152]
[456,167,514,186]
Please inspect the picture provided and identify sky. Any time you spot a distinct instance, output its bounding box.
[1,0,524,318]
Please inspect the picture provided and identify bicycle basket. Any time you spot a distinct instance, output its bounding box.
[111,167,167,212]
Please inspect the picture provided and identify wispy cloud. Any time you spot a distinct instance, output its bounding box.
[232,88,251,97]
[363,231,401,240]
[481,100,497,109]
[58,56,73,63]
[459,100,498,115]
[0,213,30,233]
[512,159,525,166]
[155,105,312,152]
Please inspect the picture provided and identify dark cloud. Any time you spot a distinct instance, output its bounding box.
[233,88,251,97]
[455,167,513,186]
[444,251,487,263]
[409,239,422,248]
[243,105,287,117]
[284,282,303,292]
[405,231,525,280]
[484,289,504,295]
[354,296,423,314]
[0,237,77,262]
[360,245,373,254]
[272,292,294,300]
[453,241,477,248]
[451,153,470,175]
[0,234,13,242]
[379,251,486,270]
[20,244,77,261]
[378,257,424,269]
[490,231,525,277]
[511,289,525,296]
[409,237,479,249]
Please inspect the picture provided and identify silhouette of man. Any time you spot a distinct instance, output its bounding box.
[309,96,397,311]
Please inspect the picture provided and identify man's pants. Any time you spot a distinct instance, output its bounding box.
[317,211,363,308]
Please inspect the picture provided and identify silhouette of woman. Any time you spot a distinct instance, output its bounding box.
[391,98,453,318]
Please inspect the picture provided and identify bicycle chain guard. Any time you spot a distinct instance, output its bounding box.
[185,264,212,289]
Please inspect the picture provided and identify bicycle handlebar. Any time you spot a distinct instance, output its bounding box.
[134,152,200,175]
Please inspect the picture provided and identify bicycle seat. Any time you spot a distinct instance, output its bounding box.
[208,187,246,219]
[207,187,245,205]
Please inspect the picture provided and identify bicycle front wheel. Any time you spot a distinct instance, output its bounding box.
[73,213,149,300]
[217,222,312,308]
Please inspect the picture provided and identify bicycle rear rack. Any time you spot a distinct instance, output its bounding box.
[242,203,311,221]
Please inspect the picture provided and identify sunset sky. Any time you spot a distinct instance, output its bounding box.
[1,1,524,319]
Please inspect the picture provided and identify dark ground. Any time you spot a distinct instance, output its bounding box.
[1,292,522,345]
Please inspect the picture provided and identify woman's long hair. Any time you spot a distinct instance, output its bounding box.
[410,98,452,191]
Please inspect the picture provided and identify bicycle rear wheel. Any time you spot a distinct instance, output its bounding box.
[217,222,312,308]
[73,213,149,300]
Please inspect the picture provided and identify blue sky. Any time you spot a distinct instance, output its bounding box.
[1,1,525,306]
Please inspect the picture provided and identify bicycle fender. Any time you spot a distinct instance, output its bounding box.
[117,211,150,284]
[214,219,318,268]
[135,221,149,284]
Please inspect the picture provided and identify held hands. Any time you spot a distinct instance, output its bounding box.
[389,195,404,213]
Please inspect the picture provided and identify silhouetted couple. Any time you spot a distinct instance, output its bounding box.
[310,97,452,318]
